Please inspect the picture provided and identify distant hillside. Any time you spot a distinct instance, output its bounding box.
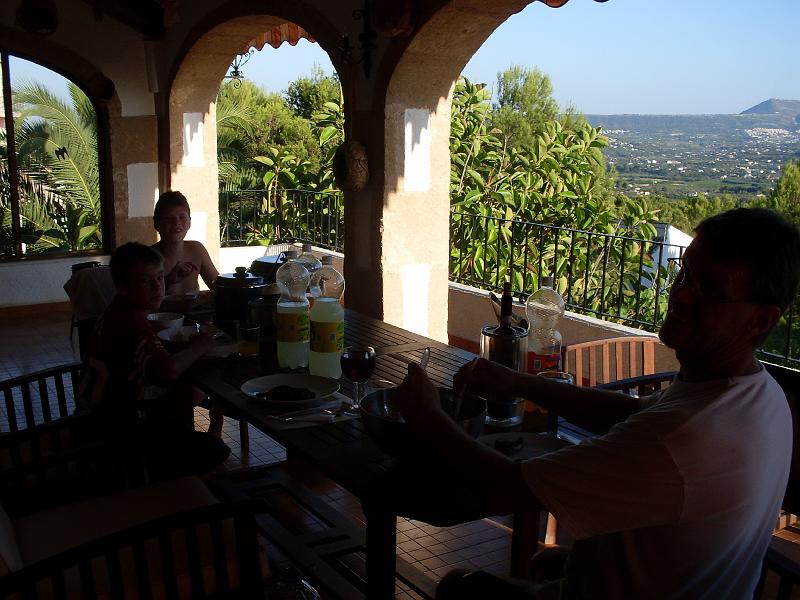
[741,98,800,116]
[586,112,799,135]
[587,99,800,134]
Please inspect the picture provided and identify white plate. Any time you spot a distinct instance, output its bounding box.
[241,374,340,408]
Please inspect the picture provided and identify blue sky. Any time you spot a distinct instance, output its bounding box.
[9,0,800,115]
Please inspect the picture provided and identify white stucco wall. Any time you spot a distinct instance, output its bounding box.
[0,246,343,307]
[0,256,110,307]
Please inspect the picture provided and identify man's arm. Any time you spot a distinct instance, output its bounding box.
[455,359,642,434]
[397,363,542,515]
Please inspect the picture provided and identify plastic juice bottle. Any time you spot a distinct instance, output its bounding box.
[276,258,310,369]
[526,275,565,374]
[309,257,345,378]
[298,243,322,285]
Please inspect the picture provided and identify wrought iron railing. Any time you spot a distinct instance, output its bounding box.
[219,188,344,251]
[450,210,685,330]
[216,190,799,366]
[450,209,799,366]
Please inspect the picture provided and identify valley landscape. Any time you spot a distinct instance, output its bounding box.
[588,99,800,199]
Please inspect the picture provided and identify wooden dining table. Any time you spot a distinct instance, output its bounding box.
[192,308,544,599]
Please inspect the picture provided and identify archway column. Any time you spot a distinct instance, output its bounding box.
[168,92,221,266]
[380,90,453,342]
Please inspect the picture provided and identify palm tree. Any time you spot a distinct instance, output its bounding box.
[1,81,101,253]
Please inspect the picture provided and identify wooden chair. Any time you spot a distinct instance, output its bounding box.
[0,495,267,599]
[0,405,269,598]
[1,362,83,434]
[1,361,152,493]
[561,336,661,388]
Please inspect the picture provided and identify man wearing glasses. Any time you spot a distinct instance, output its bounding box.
[398,208,800,599]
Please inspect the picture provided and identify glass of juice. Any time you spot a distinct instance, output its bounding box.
[340,346,376,414]
[236,322,261,357]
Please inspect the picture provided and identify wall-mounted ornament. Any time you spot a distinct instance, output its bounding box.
[333,141,369,192]
[340,0,377,79]
[224,49,254,88]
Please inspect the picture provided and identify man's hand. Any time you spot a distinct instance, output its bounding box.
[396,362,447,435]
[454,357,519,400]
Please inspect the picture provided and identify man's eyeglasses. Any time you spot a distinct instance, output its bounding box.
[667,257,752,305]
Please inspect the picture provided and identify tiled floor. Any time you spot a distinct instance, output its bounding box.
[0,305,515,597]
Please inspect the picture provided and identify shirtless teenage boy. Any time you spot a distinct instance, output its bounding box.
[152,191,219,295]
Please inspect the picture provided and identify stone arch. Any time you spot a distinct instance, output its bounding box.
[380,0,537,340]
[166,5,343,268]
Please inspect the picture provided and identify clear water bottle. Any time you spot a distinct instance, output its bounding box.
[526,275,565,374]
[309,257,345,378]
[298,243,322,291]
[267,567,321,599]
[276,256,310,369]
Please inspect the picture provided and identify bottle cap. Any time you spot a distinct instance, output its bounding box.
[285,248,300,259]
[302,243,313,252]
[321,255,334,265]
[541,276,554,288]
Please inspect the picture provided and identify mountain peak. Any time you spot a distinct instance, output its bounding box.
[741,98,800,116]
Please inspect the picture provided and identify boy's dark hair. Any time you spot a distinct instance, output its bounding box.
[153,191,190,224]
[694,207,800,311]
[110,242,163,286]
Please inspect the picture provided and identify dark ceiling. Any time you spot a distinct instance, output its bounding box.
[80,0,165,38]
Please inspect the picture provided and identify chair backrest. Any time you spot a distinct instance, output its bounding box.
[0,362,83,433]
[0,500,266,598]
[63,265,115,322]
[595,371,677,397]
[562,336,660,387]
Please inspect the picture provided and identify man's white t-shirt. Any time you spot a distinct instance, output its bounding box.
[522,366,791,599]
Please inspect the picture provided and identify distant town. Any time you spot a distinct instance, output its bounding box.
[588,99,800,200]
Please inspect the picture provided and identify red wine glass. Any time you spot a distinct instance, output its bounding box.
[340,346,376,413]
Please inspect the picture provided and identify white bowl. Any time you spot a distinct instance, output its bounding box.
[147,311,184,333]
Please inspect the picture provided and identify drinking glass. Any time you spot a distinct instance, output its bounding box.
[236,321,261,357]
[536,370,575,436]
[340,346,376,414]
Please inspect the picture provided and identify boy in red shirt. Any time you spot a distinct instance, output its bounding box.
[80,242,229,479]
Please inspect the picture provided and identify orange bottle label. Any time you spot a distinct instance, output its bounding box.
[527,352,560,374]
[277,313,309,343]
[310,321,344,353]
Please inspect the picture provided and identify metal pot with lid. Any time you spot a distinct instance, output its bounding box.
[214,267,267,330]
[250,253,288,283]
